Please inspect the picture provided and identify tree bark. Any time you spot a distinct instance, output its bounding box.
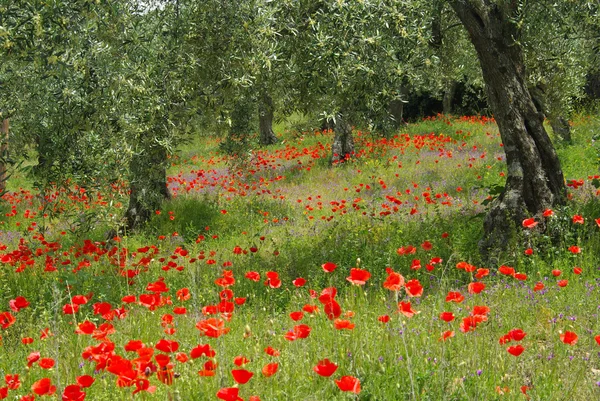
[331,113,354,164]
[442,80,458,115]
[258,92,278,145]
[449,1,567,257]
[0,119,8,194]
[124,141,171,231]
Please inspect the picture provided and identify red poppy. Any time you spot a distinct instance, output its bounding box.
[334,319,355,330]
[190,344,216,359]
[176,288,191,301]
[76,375,94,388]
[498,265,515,276]
[568,245,581,254]
[508,328,527,341]
[27,352,40,367]
[507,345,525,356]
[397,245,416,255]
[405,279,423,297]
[38,358,55,369]
[5,374,20,390]
[514,272,527,281]
[572,215,584,224]
[475,268,489,279]
[313,359,338,377]
[9,296,29,312]
[557,279,568,287]
[321,262,337,273]
[594,335,600,346]
[302,304,319,314]
[62,384,85,401]
[323,300,342,320]
[560,331,578,345]
[335,376,361,393]
[264,271,282,288]
[234,356,250,366]
[31,378,56,396]
[439,312,455,322]
[524,248,533,256]
[468,282,485,294]
[264,346,280,357]
[155,339,179,353]
[196,318,230,338]
[552,269,562,277]
[262,363,278,377]
[543,208,554,217]
[289,311,304,321]
[573,266,582,275]
[421,240,433,251]
[522,218,537,228]
[292,277,306,287]
[445,291,464,303]
[346,268,371,285]
[439,330,454,341]
[76,320,96,335]
[245,271,260,282]
[231,369,253,384]
[398,301,418,318]
[216,387,243,401]
[456,261,477,272]
[378,315,390,323]
[533,282,545,291]
[285,324,312,340]
[383,268,404,291]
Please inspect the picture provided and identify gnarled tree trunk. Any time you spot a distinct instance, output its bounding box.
[450,1,567,257]
[258,92,278,145]
[124,141,171,231]
[331,113,354,164]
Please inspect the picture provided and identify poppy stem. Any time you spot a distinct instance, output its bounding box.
[401,320,417,401]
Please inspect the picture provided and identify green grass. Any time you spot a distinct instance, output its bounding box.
[1,114,600,400]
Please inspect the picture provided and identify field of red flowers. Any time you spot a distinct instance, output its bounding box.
[1,115,600,400]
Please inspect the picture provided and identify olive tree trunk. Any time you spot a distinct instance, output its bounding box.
[0,119,8,194]
[258,92,278,145]
[450,1,567,256]
[442,80,458,115]
[124,141,171,231]
[331,113,354,164]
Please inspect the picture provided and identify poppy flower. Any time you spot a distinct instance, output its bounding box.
[533,282,545,292]
[321,262,337,273]
[524,248,533,256]
[514,272,527,281]
[264,346,280,357]
[405,279,423,297]
[378,315,390,323]
[216,387,243,401]
[573,267,582,275]
[475,268,489,279]
[262,363,278,377]
[31,378,56,396]
[5,374,20,390]
[445,291,464,303]
[572,215,584,224]
[498,265,515,276]
[323,300,342,320]
[439,330,454,341]
[398,301,418,318]
[594,335,600,346]
[335,376,361,393]
[289,311,304,321]
[234,356,250,366]
[264,271,282,288]
[468,282,485,294]
[190,344,216,359]
[507,345,525,356]
[302,304,319,314]
[38,358,55,369]
[383,268,404,291]
[557,279,568,287]
[421,240,433,251]
[9,296,29,312]
[568,245,581,254]
[508,328,526,341]
[231,369,253,384]
[552,269,562,277]
[560,331,578,345]
[334,319,355,330]
[439,312,455,322]
[61,384,85,401]
[543,208,554,217]
[456,261,476,272]
[196,318,230,338]
[155,339,179,353]
[346,268,371,285]
[522,218,537,228]
[313,359,338,377]
[292,278,306,287]
[245,271,260,282]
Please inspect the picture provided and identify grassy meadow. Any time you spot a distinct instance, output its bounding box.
[1,114,600,400]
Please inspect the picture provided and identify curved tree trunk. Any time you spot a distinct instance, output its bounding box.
[0,119,8,195]
[450,1,567,257]
[331,113,354,164]
[124,141,171,231]
[258,92,278,145]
